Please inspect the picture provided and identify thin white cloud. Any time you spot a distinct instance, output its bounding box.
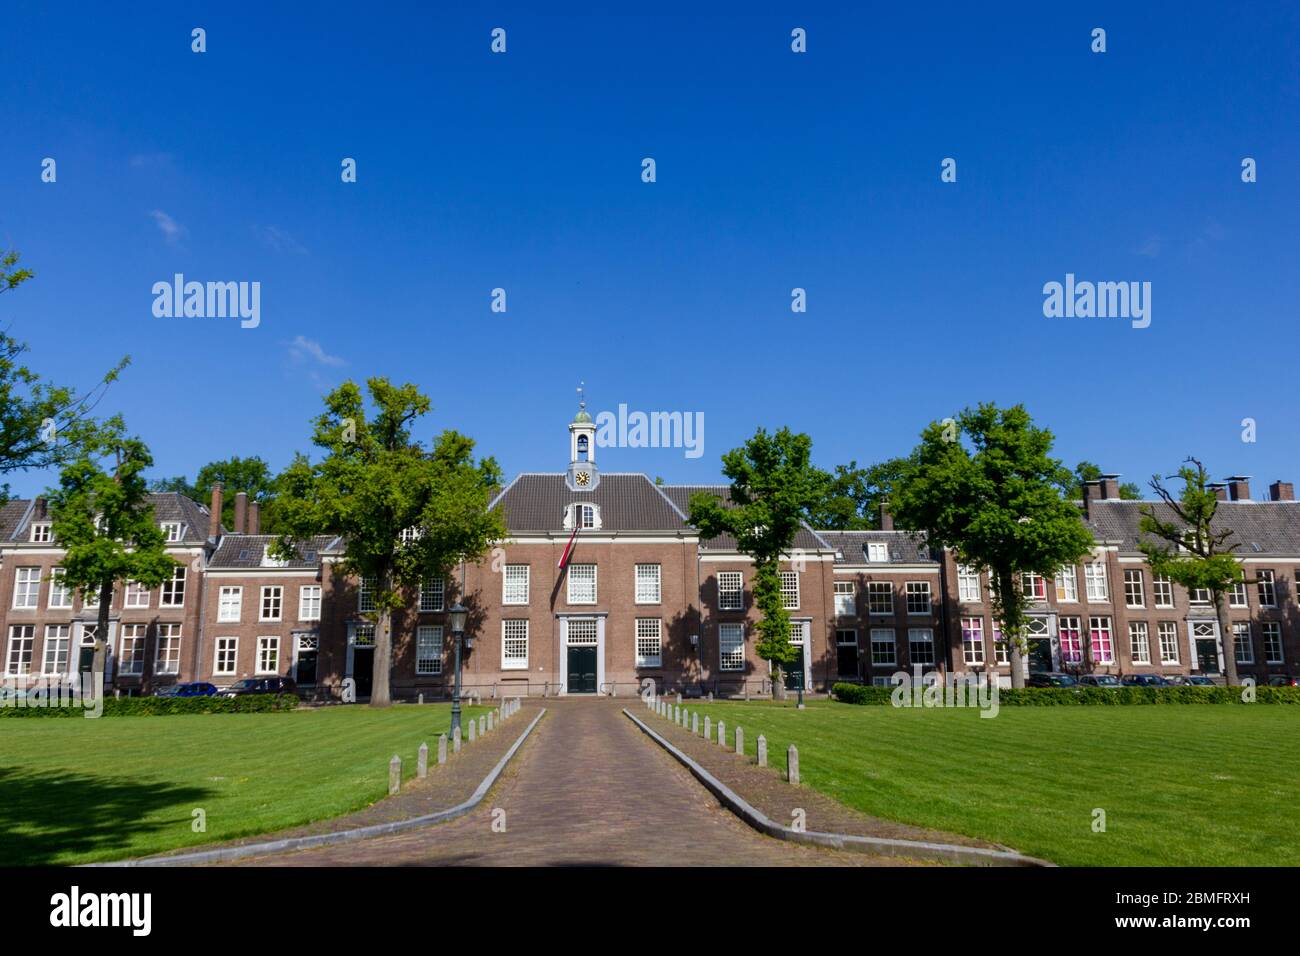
[149,209,187,244]
[1135,236,1162,258]
[255,224,307,255]
[130,152,175,169]
[288,335,346,367]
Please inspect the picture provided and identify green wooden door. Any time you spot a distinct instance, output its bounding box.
[567,645,597,693]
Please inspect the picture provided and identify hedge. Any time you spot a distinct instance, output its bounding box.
[831,682,1300,706]
[0,693,301,718]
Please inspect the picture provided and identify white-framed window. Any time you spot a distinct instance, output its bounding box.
[13,567,40,609]
[961,616,985,664]
[635,618,663,668]
[47,568,72,609]
[567,564,597,604]
[1189,586,1211,605]
[299,585,322,621]
[1054,566,1078,602]
[574,503,597,529]
[1089,616,1114,665]
[908,628,935,665]
[42,625,71,675]
[398,527,423,547]
[256,636,280,674]
[1084,562,1109,601]
[160,565,186,607]
[119,624,147,675]
[717,571,743,611]
[1021,572,1046,601]
[867,581,893,615]
[416,625,443,675]
[1153,574,1174,608]
[6,625,34,675]
[992,623,1010,665]
[353,623,375,646]
[358,576,377,612]
[160,521,184,543]
[1263,621,1284,664]
[124,580,150,608]
[870,628,896,665]
[780,571,800,609]
[1158,622,1180,664]
[1059,616,1083,664]
[1128,621,1150,664]
[502,619,529,669]
[1232,622,1253,665]
[503,565,530,605]
[218,586,242,622]
[635,564,661,604]
[905,581,931,615]
[214,637,238,676]
[260,585,283,622]
[29,522,51,543]
[719,622,745,671]
[1257,570,1277,608]
[1123,569,1145,608]
[156,624,182,675]
[1229,580,1249,608]
[419,577,445,612]
[957,565,981,603]
[834,581,856,617]
[867,542,889,563]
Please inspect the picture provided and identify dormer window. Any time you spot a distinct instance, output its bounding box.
[29,522,52,544]
[399,527,423,546]
[261,545,290,568]
[161,522,184,543]
[566,503,600,530]
[866,542,889,563]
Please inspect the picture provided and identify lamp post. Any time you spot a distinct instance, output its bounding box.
[448,602,468,738]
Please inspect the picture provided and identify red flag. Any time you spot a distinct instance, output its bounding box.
[558,522,580,569]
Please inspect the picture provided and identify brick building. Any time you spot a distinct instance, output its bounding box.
[3,413,1298,698]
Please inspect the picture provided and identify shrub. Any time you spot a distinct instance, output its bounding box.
[831,681,1300,706]
[0,692,301,718]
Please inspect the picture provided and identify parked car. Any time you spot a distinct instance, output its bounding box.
[1027,673,1078,688]
[154,682,218,698]
[1121,674,1172,686]
[1168,674,1217,686]
[220,677,299,699]
[1077,675,1122,688]
[1267,675,1299,687]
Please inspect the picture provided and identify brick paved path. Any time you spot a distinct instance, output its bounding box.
[241,698,895,866]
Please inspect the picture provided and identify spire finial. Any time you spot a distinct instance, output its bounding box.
[577,381,586,411]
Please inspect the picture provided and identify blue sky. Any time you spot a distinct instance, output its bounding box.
[4,2,1298,497]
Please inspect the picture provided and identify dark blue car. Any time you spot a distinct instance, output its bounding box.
[154,682,218,698]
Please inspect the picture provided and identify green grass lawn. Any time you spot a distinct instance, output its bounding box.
[0,704,487,865]
[680,700,1300,866]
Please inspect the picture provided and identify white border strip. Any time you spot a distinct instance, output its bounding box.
[87,708,547,867]
[623,708,1053,867]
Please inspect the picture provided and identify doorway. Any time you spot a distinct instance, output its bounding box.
[566,645,597,693]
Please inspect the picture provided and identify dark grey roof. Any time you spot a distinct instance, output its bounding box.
[1084,500,1300,555]
[819,529,937,565]
[659,484,833,553]
[0,493,217,544]
[209,534,335,569]
[491,474,691,533]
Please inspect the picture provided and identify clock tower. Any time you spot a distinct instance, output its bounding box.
[566,386,599,492]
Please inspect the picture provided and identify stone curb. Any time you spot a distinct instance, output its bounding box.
[87,708,548,867]
[624,707,1054,868]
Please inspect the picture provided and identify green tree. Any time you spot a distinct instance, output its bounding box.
[1139,458,1244,685]
[1067,461,1141,500]
[46,422,179,685]
[151,456,280,531]
[809,458,912,529]
[892,404,1095,687]
[272,378,505,707]
[689,427,826,698]
[0,251,128,503]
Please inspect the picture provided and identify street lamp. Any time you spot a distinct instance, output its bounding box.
[448,602,468,737]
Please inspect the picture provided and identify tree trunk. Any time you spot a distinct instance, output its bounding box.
[1215,595,1239,686]
[370,568,394,707]
[771,665,787,700]
[1008,643,1026,688]
[92,579,113,698]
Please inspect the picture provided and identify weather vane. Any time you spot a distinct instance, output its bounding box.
[577,381,586,411]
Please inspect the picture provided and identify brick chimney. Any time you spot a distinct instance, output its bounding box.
[33,496,47,520]
[1099,474,1122,500]
[233,491,248,534]
[1208,483,1229,502]
[208,483,223,539]
[1226,476,1252,501]
[879,501,895,531]
[1083,480,1103,501]
[248,500,261,535]
[1269,480,1295,502]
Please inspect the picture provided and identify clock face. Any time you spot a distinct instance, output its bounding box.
[575,471,591,487]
